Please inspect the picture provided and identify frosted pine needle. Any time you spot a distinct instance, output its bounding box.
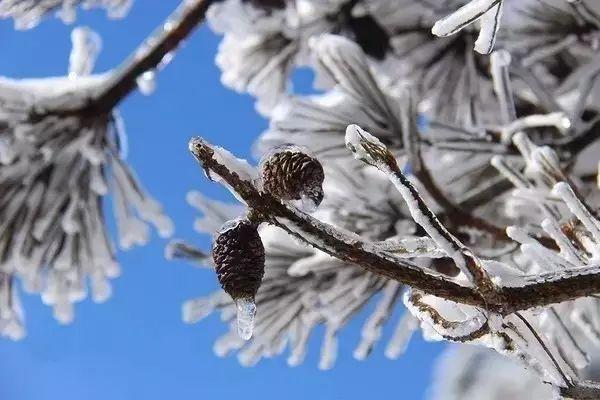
[0,28,172,336]
[0,0,132,29]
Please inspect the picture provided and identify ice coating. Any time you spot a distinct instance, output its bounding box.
[319,326,338,370]
[345,124,389,168]
[189,137,257,204]
[490,49,516,124]
[290,193,319,213]
[235,297,256,341]
[354,281,401,360]
[432,0,505,54]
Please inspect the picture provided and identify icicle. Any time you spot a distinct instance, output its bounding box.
[235,297,256,341]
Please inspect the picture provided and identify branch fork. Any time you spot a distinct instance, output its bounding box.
[188,135,600,315]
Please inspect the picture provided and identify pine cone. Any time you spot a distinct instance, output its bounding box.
[212,219,265,300]
[260,148,325,209]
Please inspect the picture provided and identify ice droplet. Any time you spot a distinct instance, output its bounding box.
[235,297,256,341]
[292,193,319,213]
[136,70,157,95]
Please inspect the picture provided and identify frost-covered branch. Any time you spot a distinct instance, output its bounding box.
[432,0,504,54]
[345,124,494,290]
[92,0,212,113]
[188,136,600,315]
[36,0,212,117]
[188,137,485,308]
[0,8,207,336]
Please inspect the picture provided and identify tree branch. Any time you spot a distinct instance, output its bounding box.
[39,0,212,117]
[188,136,600,315]
[189,136,486,306]
[94,0,212,113]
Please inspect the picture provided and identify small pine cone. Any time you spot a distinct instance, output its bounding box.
[260,147,325,209]
[212,219,265,300]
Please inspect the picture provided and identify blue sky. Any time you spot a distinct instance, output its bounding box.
[0,3,445,399]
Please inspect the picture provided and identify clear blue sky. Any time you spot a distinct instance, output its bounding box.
[0,4,444,399]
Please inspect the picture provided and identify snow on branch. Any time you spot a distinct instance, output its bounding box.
[0,0,211,338]
[187,135,600,314]
[24,0,212,118]
[432,0,504,54]
[0,27,177,337]
[344,124,494,290]
[187,137,481,303]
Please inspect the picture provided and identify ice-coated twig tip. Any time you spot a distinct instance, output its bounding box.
[189,136,209,156]
[345,124,398,170]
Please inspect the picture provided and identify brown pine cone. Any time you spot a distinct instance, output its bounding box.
[212,219,265,300]
[260,147,325,209]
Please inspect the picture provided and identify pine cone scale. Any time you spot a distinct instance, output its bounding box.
[260,148,325,208]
